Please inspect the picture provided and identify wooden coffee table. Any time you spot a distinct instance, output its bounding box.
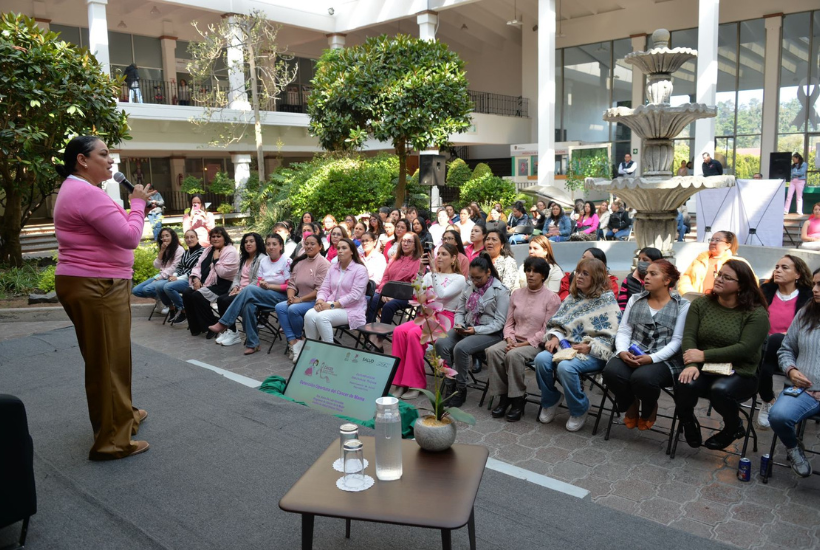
[279,436,489,550]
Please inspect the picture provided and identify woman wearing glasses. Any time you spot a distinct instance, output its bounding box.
[678,231,753,295]
[674,259,770,450]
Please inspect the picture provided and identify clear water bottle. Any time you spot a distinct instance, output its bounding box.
[374,396,403,481]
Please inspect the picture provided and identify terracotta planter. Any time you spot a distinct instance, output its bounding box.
[414,415,457,452]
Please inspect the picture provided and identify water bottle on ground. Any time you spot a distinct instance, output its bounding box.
[374,396,403,481]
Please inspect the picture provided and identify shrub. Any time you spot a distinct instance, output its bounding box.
[181,175,205,195]
[471,162,492,180]
[0,261,41,298]
[209,171,235,203]
[37,264,56,293]
[133,244,159,285]
[459,173,517,206]
[446,158,472,187]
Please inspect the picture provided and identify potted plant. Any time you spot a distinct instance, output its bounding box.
[409,277,475,452]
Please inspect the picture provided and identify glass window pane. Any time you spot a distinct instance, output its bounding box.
[109,31,133,67]
[811,11,820,132]
[735,135,760,178]
[133,35,162,69]
[185,159,204,181]
[51,24,81,46]
[716,24,737,137]
[563,44,611,143]
[779,14,810,134]
[674,140,693,175]
[176,40,192,61]
[778,134,805,157]
[737,20,765,138]
[670,29,697,138]
[715,137,734,175]
[612,38,633,142]
[807,134,819,186]
[80,28,89,49]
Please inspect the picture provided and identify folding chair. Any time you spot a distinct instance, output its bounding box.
[355,281,416,352]
[604,385,679,454]
[334,280,376,347]
[147,301,171,324]
[760,410,820,483]
[255,307,284,354]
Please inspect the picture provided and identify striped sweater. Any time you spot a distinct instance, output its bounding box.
[173,245,204,278]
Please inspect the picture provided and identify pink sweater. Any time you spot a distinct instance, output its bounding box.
[154,247,184,279]
[54,176,147,279]
[288,255,330,297]
[317,261,369,329]
[503,285,562,347]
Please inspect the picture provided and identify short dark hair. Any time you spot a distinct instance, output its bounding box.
[208,226,232,246]
[469,252,500,281]
[55,136,102,178]
[583,247,607,266]
[523,256,550,282]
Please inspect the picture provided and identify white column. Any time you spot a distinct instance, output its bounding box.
[693,0,719,176]
[225,15,250,110]
[522,22,538,142]
[630,34,647,175]
[760,15,782,178]
[86,0,110,75]
[160,35,177,105]
[106,153,123,206]
[417,11,438,42]
[537,0,556,188]
[231,153,252,211]
[327,33,346,50]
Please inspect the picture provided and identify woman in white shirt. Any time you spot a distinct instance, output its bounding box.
[456,207,475,244]
[602,260,689,430]
[360,231,387,286]
[388,243,467,400]
[517,235,562,293]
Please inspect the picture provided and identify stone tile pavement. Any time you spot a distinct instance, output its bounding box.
[10,311,820,550]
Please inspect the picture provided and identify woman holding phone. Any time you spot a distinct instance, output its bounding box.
[183,194,216,248]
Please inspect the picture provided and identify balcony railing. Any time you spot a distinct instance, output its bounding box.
[119,80,529,118]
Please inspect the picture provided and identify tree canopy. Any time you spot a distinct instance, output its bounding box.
[307,34,473,207]
[0,13,130,265]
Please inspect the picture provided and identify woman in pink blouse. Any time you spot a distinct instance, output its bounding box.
[303,238,369,343]
[132,228,183,313]
[487,257,561,421]
[464,224,487,261]
[573,201,600,238]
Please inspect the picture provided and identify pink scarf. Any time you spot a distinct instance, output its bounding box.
[466,276,494,316]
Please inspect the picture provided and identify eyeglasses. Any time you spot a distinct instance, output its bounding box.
[715,272,738,283]
[708,238,726,243]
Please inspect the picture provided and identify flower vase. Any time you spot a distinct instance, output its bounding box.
[413,415,457,452]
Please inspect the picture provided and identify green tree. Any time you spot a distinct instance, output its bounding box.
[446,158,471,187]
[208,171,235,223]
[187,10,297,182]
[471,163,493,180]
[180,175,205,195]
[307,34,473,208]
[459,174,516,206]
[0,13,130,265]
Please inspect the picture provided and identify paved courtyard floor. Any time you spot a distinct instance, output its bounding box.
[6,312,818,550]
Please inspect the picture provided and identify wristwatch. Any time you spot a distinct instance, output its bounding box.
[330,302,336,309]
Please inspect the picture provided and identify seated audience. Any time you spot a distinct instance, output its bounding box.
[488,258,562,422]
[534,257,621,432]
[132,227,183,314]
[558,248,619,300]
[214,232,265,346]
[675,259,770,450]
[517,235,563,293]
[603,260,689,430]
[164,230,205,324]
[484,229,519,291]
[325,225,347,262]
[464,224,487,262]
[181,226,239,337]
[756,255,814,428]
[322,214,337,235]
[800,203,820,251]
[360,231,387,286]
[274,234,330,363]
[507,201,532,245]
[389,244,467,400]
[546,203,572,242]
[606,199,632,241]
[571,201,599,239]
[596,201,611,240]
[294,212,315,244]
[439,229,470,276]
[768,267,820,478]
[678,230,753,295]
[617,247,663,310]
[457,207,475,244]
[435,253,510,407]
[303,238,369,343]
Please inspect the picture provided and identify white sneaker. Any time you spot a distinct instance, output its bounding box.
[154,299,165,313]
[160,306,169,315]
[538,395,563,424]
[292,339,305,363]
[566,410,589,432]
[215,331,228,344]
[220,330,243,347]
[757,401,773,430]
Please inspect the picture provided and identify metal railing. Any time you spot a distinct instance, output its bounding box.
[119,80,530,118]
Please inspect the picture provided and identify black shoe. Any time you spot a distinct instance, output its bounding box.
[506,397,526,422]
[491,396,510,418]
[682,420,702,448]
[171,311,187,325]
[206,330,217,340]
[448,386,467,408]
[704,421,745,450]
[471,359,482,373]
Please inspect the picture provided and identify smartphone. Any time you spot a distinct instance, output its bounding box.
[192,204,201,212]
[784,386,806,397]
[454,324,464,331]
[423,241,435,253]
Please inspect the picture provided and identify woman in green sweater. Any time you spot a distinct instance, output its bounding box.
[675,259,770,450]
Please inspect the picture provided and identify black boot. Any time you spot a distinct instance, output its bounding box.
[704,420,745,450]
[681,419,702,448]
[471,358,482,373]
[448,385,467,408]
[506,397,526,422]
[491,395,510,418]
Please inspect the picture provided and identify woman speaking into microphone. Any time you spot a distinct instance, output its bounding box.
[54,136,152,460]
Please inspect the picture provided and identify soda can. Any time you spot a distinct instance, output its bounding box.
[737,458,751,482]
[760,454,771,478]
[628,344,645,356]
[559,339,572,349]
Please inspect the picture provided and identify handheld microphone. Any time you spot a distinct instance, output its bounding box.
[113,172,134,193]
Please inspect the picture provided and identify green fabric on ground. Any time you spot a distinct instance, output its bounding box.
[258,375,419,438]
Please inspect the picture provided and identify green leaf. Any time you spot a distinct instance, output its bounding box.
[444,407,476,425]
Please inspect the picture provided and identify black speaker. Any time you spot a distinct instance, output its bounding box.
[769,152,792,180]
[419,154,445,186]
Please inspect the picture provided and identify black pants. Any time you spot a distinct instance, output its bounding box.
[674,373,758,431]
[759,333,784,403]
[602,357,674,419]
[217,294,237,331]
[181,288,219,336]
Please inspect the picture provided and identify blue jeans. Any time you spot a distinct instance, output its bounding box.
[132,277,160,298]
[509,234,529,245]
[549,236,568,242]
[219,285,287,349]
[159,278,190,310]
[768,389,820,449]
[606,228,630,241]
[534,350,606,416]
[274,300,316,342]
[676,212,686,242]
[148,211,163,240]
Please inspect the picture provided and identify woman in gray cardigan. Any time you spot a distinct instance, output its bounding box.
[435,252,510,408]
[768,267,820,478]
[215,232,264,346]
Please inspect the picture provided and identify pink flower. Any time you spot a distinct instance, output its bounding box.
[441,366,458,379]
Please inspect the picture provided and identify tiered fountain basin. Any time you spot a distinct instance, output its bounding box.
[585,175,735,255]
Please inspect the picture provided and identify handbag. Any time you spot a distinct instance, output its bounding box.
[702,363,734,375]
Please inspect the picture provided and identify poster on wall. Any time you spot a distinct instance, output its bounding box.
[284,339,399,421]
[517,157,530,177]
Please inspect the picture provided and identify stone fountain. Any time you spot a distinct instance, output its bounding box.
[585,28,735,256]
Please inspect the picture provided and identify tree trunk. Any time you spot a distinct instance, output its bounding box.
[395,140,407,208]
[247,44,265,182]
[0,185,24,266]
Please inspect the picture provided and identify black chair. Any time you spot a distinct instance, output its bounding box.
[355,281,416,352]
[147,303,171,324]
[334,280,377,347]
[0,394,36,549]
[760,409,820,483]
[255,307,284,354]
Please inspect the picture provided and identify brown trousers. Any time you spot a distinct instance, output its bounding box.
[56,275,142,460]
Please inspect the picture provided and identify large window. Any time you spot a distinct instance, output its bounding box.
[778,11,820,185]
